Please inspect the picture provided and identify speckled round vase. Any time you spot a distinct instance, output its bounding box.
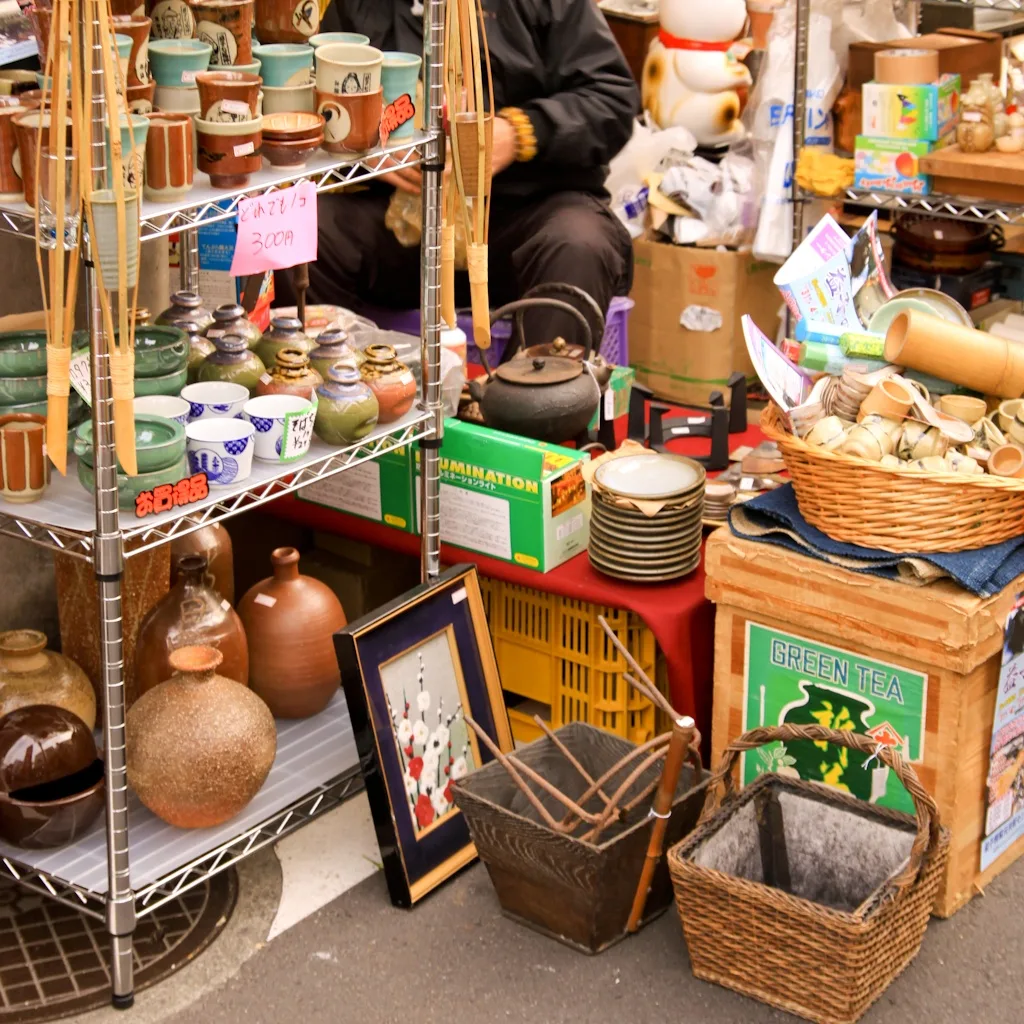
[314,363,379,444]
[256,346,322,399]
[208,302,262,350]
[197,332,267,394]
[238,547,346,718]
[170,318,217,383]
[254,316,311,370]
[127,645,276,828]
[359,343,416,423]
[308,327,360,380]
[0,630,97,730]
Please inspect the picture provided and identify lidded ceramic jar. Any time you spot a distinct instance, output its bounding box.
[314,362,379,444]
[308,327,360,380]
[171,523,234,604]
[134,553,249,699]
[237,547,347,718]
[126,645,276,829]
[169,317,216,384]
[359,343,416,423]
[255,315,312,370]
[156,290,214,333]
[256,346,322,400]
[208,302,262,350]
[197,332,267,394]
[0,629,96,730]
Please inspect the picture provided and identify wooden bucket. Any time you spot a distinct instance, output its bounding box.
[452,721,708,953]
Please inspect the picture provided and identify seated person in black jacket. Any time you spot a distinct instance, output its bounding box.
[274,0,639,346]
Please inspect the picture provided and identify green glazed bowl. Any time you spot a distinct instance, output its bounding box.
[77,456,188,511]
[0,329,86,378]
[4,392,86,423]
[74,414,185,473]
[0,375,47,404]
[128,326,189,379]
[134,365,189,397]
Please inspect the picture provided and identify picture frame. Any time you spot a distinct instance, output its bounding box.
[335,564,514,907]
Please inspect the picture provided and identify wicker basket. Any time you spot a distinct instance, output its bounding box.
[667,725,949,1024]
[761,402,1024,552]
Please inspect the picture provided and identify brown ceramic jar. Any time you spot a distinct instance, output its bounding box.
[134,553,249,698]
[359,343,417,423]
[171,523,235,604]
[237,547,347,718]
[156,291,214,333]
[126,645,276,828]
[207,301,262,350]
[256,346,322,400]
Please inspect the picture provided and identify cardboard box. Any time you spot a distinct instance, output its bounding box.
[413,419,591,573]
[629,238,782,407]
[862,75,960,141]
[848,28,1001,93]
[588,364,635,431]
[854,133,953,195]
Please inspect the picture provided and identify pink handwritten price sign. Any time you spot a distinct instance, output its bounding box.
[230,179,318,277]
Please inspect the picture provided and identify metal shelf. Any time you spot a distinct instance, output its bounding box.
[0,690,362,921]
[922,0,1024,8]
[0,407,432,562]
[0,132,429,242]
[828,187,1024,226]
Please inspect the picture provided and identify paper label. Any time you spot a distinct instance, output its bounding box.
[280,393,316,461]
[181,69,198,83]
[680,304,724,333]
[603,388,614,420]
[302,461,382,520]
[259,373,272,384]
[221,99,252,117]
[230,180,318,277]
[963,111,982,123]
[451,587,467,605]
[398,370,414,386]
[233,141,255,157]
[253,593,277,607]
[68,350,92,406]
[220,599,231,611]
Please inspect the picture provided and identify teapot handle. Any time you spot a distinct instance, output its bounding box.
[480,297,593,378]
[514,283,605,365]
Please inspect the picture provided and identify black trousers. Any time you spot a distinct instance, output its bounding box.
[273,187,634,351]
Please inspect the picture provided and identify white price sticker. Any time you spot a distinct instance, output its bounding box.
[181,70,199,83]
[280,394,317,461]
[221,99,252,116]
[962,110,982,123]
[253,593,277,608]
[233,141,255,157]
[68,350,93,405]
[603,387,614,421]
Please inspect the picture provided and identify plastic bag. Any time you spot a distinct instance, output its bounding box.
[386,189,468,270]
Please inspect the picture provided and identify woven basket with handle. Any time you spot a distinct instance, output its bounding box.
[761,402,1024,552]
[667,724,949,1024]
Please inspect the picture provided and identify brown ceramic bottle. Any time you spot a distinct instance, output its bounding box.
[171,523,235,604]
[126,645,276,829]
[0,630,97,729]
[134,553,249,699]
[256,347,323,400]
[237,547,347,718]
[359,343,417,423]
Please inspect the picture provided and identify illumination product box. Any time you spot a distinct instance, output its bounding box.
[414,418,591,573]
[861,75,960,141]
[854,133,953,195]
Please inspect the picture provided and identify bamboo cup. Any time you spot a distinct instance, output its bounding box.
[989,444,1024,479]
[937,393,987,424]
[885,310,1024,399]
[857,376,915,422]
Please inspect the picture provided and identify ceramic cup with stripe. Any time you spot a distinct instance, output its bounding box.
[143,112,194,201]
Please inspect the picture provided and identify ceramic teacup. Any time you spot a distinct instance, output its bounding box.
[148,0,196,40]
[262,82,315,114]
[143,112,194,201]
[937,393,987,425]
[997,399,1023,435]
[316,87,381,153]
[108,114,149,191]
[0,106,25,202]
[127,80,157,114]
[253,42,313,87]
[380,51,420,142]
[148,39,213,86]
[0,413,49,503]
[195,114,263,187]
[255,0,321,44]
[186,417,255,487]
[112,15,153,87]
[309,31,369,48]
[192,0,254,67]
[134,394,190,427]
[153,83,201,115]
[181,381,249,421]
[315,43,382,96]
[232,59,263,77]
[242,393,313,461]
[195,69,261,122]
[114,33,133,88]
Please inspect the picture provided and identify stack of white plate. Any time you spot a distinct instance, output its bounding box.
[589,453,705,583]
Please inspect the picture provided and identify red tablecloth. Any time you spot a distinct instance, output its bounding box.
[273,413,765,749]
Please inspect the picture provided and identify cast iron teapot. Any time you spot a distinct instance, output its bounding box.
[469,295,601,443]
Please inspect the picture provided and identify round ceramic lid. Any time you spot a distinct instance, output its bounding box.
[595,453,704,499]
[494,355,582,386]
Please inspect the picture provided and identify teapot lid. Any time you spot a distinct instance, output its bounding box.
[213,303,246,322]
[522,337,587,362]
[494,355,582,386]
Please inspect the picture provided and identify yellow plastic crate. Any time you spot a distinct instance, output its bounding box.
[478,576,666,745]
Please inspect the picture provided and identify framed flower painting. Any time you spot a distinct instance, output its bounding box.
[335,564,513,907]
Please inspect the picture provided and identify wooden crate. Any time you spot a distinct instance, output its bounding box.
[704,529,1024,918]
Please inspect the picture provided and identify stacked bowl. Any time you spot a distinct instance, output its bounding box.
[261,111,324,168]
[588,452,706,583]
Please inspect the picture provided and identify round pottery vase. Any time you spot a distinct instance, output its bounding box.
[156,291,214,333]
[255,316,311,369]
[314,363,378,444]
[359,343,416,423]
[171,523,234,603]
[207,302,262,349]
[126,645,276,828]
[308,327,359,379]
[169,318,217,382]
[0,629,97,729]
[238,547,347,718]
[197,332,266,393]
[134,553,248,698]
[256,346,322,399]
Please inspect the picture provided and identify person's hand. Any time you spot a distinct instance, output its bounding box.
[380,156,423,195]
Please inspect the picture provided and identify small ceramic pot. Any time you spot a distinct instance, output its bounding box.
[134,365,189,397]
[262,110,324,139]
[309,31,369,48]
[186,417,255,486]
[181,380,249,420]
[192,0,254,67]
[75,414,185,474]
[938,393,987,425]
[0,413,48,503]
[89,188,140,289]
[195,69,261,122]
[263,133,321,167]
[148,39,213,86]
[255,316,311,369]
[128,324,189,377]
[359,343,415,423]
[262,83,315,115]
[153,83,201,116]
[172,320,217,382]
[196,114,263,187]
[134,394,190,426]
[243,393,313,460]
[109,114,149,191]
[0,375,46,404]
[112,14,153,87]
[143,111,194,200]
[128,80,157,114]
[255,0,320,44]
[308,328,358,380]
[380,51,420,143]
[317,87,381,153]
[148,0,196,40]
[314,42,382,95]
[997,399,1023,434]
[989,444,1024,478]
[77,456,188,509]
[0,331,47,377]
[314,363,378,444]
[198,332,267,393]
[208,303,262,350]
[0,106,26,202]
[256,346,322,399]
[157,291,214,333]
[253,42,314,87]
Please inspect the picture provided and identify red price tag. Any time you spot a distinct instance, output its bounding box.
[230,180,318,277]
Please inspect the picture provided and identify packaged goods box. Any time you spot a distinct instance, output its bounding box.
[629,238,782,407]
[861,75,960,142]
[854,133,953,196]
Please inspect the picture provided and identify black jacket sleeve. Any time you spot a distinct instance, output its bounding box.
[518,0,638,169]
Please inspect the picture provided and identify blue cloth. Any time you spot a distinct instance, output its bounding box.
[728,484,1024,597]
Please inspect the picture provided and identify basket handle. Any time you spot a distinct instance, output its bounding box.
[698,724,941,896]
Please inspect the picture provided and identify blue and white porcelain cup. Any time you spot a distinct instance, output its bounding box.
[180,381,249,421]
[134,394,190,427]
[185,417,255,486]
[242,393,313,461]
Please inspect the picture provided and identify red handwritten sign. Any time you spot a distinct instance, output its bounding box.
[230,179,318,277]
[134,473,210,519]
